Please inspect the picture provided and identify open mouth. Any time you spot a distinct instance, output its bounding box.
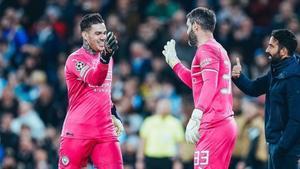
[265,52,272,60]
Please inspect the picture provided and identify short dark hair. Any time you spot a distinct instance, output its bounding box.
[186,7,216,32]
[80,13,104,32]
[271,29,298,55]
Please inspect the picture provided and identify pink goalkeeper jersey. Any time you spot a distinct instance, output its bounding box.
[61,47,116,140]
[174,38,233,129]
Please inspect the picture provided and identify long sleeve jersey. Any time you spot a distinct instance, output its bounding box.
[61,47,116,141]
[173,39,233,128]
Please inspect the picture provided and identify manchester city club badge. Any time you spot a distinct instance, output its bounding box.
[61,155,70,166]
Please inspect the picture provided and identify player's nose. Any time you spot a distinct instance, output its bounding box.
[99,35,106,41]
[265,47,270,53]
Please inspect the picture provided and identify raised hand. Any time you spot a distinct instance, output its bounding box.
[162,39,180,68]
[105,31,119,53]
[100,31,118,64]
[232,57,242,79]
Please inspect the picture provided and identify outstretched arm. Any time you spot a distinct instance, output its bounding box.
[162,39,192,88]
[232,57,269,96]
[173,63,192,88]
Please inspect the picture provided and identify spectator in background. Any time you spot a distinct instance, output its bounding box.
[0,86,19,117]
[34,148,50,169]
[245,100,267,169]
[169,9,196,64]
[11,101,45,140]
[272,1,296,29]
[2,155,17,169]
[230,96,251,169]
[17,134,35,169]
[146,0,180,23]
[232,17,259,68]
[0,113,19,154]
[0,7,28,66]
[34,84,60,127]
[21,16,61,86]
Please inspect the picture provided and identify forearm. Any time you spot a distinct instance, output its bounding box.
[85,62,109,86]
[232,73,267,97]
[195,71,218,111]
[173,63,192,89]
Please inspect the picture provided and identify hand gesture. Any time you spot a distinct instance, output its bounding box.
[100,31,118,64]
[105,31,118,53]
[232,57,242,79]
[162,39,180,68]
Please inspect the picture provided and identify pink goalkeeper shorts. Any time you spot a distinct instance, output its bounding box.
[58,137,123,169]
[194,117,237,169]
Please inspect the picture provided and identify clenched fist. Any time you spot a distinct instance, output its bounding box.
[232,57,242,79]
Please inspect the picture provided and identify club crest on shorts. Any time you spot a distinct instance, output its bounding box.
[75,61,85,71]
[61,155,70,166]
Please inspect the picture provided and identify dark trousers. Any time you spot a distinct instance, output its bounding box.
[145,156,173,169]
[268,144,300,169]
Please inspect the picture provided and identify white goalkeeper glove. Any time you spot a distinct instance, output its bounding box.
[162,39,180,68]
[185,109,203,144]
[112,115,124,136]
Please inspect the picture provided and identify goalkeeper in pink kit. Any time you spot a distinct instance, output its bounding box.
[162,7,237,169]
[58,13,124,169]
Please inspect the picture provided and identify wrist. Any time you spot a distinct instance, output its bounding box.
[170,58,180,68]
[100,53,111,64]
[191,109,203,120]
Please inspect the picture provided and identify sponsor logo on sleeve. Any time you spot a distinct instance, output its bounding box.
[200,58,212,68]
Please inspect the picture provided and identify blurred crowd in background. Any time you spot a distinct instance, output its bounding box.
[0,0,299,169]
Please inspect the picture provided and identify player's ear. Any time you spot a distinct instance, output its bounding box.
[280,47,288,56]
[192,22,200,32]
[82,31,88,41]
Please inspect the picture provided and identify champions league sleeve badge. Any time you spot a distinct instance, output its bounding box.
[75,61,86,71]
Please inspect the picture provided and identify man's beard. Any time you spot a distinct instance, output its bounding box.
[267,50,282,64]
[188,30,197,47]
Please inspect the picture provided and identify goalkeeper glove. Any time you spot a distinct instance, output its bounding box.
[162,39,180,68]
[100,31,119,64]
[185,109,203,144]
[112,115,124,136]
[111,105,124,136]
